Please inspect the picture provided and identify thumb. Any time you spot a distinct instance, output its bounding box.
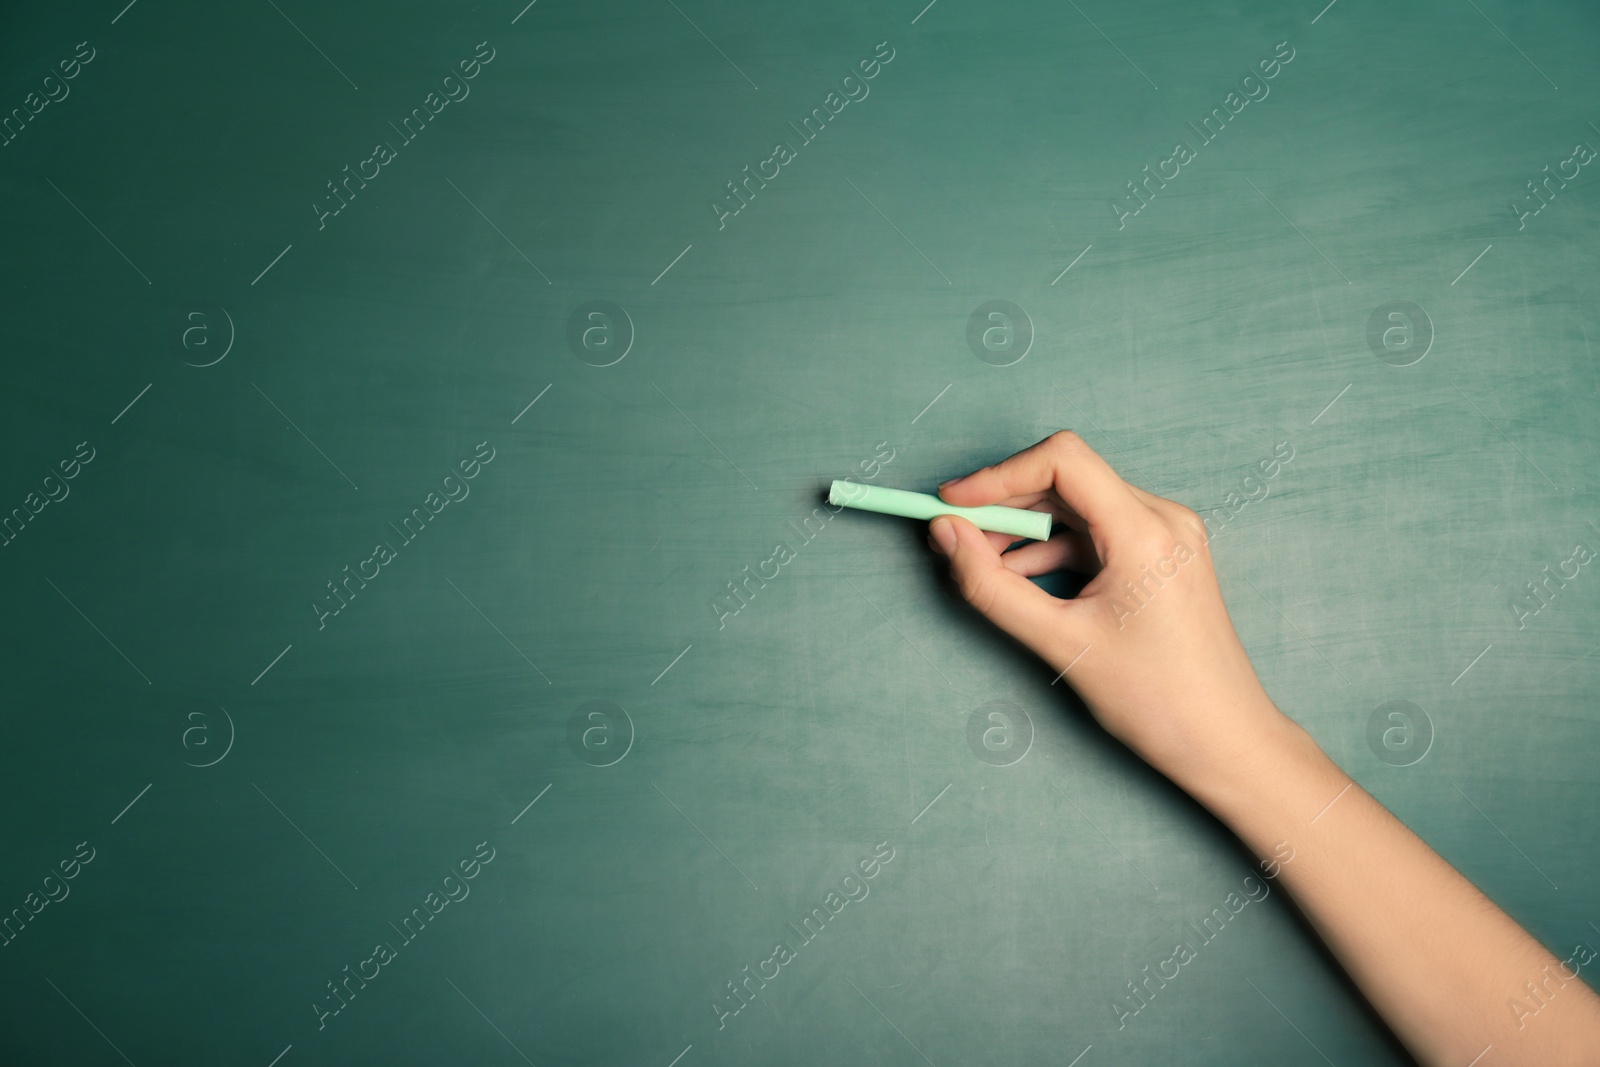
[932,514,1079,662]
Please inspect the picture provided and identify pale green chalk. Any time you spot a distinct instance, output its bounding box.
[828,480,1053,542]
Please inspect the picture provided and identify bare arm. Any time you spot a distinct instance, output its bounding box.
[1187,706,1599,1064]
[928,431,1600,1065]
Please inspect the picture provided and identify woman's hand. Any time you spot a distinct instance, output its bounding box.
[929,431,1600,1066]
[928,430,1289,791]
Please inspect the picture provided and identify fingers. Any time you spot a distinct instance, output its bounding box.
[932,528,1027,554]
[1000,530,1101,577]
[931,514,1083,660]
[984,528,1023,553]
[939,431,1144,533]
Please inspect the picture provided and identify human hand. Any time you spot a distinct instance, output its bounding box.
[931,433,1600,1066]
[929,431,1291,790]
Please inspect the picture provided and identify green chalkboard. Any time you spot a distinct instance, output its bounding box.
[2,0,1597,1063]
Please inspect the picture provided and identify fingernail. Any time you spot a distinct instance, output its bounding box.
[930,516,957,555]
[938,475,963,490]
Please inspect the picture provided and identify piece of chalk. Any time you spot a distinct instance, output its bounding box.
[828,480,1053,542]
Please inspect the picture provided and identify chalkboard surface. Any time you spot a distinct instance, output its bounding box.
[3,1,1597,1063]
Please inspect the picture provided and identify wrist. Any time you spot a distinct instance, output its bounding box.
[1183,707,1346,844]
[1157,697,1333,822]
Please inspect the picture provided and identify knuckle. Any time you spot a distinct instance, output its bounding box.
[1047,429,1084,452]
[1136,532,1184,567]
[1124,516,1182,565]
[1166,501,1203,530]
[1170,507,1212,551]
[1148,498,1208,546]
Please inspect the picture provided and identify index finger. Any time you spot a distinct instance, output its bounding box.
[939,430,1144,531]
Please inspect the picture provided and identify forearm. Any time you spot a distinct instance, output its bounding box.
[1174,708,1600,1066]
